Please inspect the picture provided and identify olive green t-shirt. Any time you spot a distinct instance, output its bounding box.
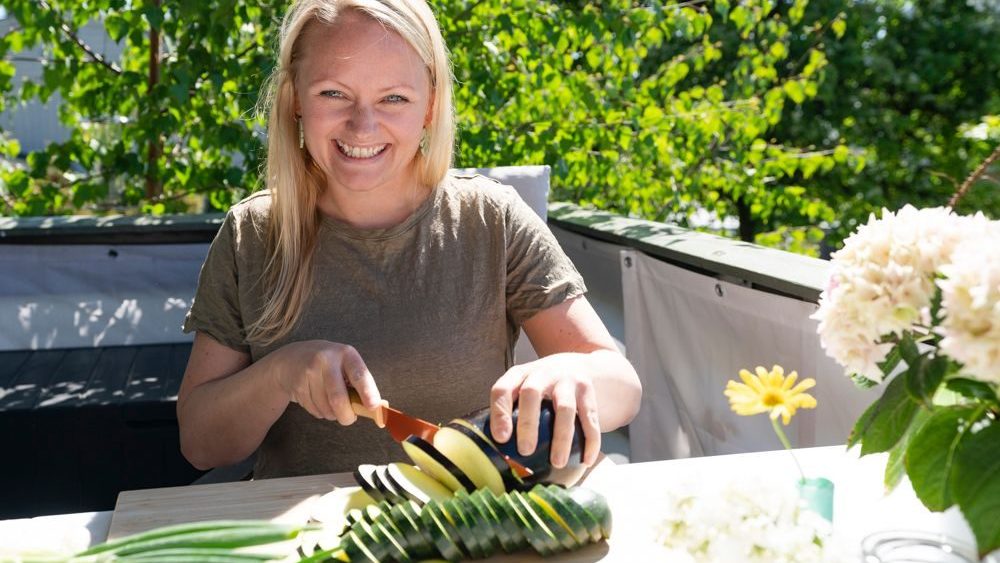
[182,172,586,478]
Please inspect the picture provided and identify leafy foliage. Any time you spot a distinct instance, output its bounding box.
[0,0,283,215]
[0,0,997,255]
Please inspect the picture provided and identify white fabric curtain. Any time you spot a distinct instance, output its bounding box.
[622,250,878,462]
[0,244,205,350]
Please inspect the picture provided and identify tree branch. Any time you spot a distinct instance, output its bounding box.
[949,143,1000,207]
[36,0,122,75]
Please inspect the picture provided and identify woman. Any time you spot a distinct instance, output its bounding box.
[177,0,641,479]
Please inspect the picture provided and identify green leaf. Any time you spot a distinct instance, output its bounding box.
[897,334,921,366]
[904,405,978,511]
[783,81,805,104]
[952,420,1000,557]
[885,406,930,491]
[850,373,880,389]
[945,378,1000,406]
[832,19,847,39]
[905,354,950,406]
[848,373,920,454]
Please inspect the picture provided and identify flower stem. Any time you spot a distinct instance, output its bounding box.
[771,417,805,481]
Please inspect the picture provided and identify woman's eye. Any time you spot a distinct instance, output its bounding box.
[320,90,344,99]
[384,94,408,104]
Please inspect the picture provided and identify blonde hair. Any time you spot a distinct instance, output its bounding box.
[249,0,455,346]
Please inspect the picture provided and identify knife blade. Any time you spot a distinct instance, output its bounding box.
[347,388,533,479]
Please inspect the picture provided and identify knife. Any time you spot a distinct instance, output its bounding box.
[348,389,533,479]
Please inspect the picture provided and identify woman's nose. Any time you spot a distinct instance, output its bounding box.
[348,104,377,135]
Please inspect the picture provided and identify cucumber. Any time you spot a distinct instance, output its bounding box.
[374,519,413,562]
[526,490,581,550]
[531,485,589,546]
[454,490,501,556]
[511,490,563,554]
[351,518,394,563]
[545,485,602,542]
[565,486,613,539]
[439,498,486,559]
[420,502,466,562]
[388,504,435,559]
[473,489,523,553]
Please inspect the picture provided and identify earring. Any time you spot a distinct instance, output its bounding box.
[419,128,429,156]
[298,117,304,149]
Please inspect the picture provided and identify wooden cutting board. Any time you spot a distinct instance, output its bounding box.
[108,472,358,539]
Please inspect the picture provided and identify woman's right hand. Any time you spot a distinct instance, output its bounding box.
[274,340,382,424]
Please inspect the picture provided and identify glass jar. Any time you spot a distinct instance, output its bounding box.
[861,530,982,563]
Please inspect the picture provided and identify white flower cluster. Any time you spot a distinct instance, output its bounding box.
[812,205,980,381]
[938,216,1000,384]
[652,478,850,563]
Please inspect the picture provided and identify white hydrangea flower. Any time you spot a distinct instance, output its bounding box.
[937,216,1000,384]
[812,206,970,381]
[652,477,850,562]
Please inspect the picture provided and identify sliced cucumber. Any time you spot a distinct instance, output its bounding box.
[497,490,553,556]
[473,489,522,553]
[457,489,503,555]
[526,490,580,550]
[511,490,563,554]
[565,486,613,539]
[441,497,487,559]
[432,426,506,495]
[531,485,589,546]
[420,502,466,562]
[386,462,454,504]
[546,485,602,542]
[374,519,412,562]
[402,436,475,493]
[388,504,434,559]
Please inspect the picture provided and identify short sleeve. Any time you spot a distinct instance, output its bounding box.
[182,211,251,353]
[505,195,587,326]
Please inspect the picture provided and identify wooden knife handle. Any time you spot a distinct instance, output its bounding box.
[348,387,388,428]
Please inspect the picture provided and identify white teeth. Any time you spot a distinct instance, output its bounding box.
[336,140,387,159]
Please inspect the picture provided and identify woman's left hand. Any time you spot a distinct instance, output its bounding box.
[490,353,602,469]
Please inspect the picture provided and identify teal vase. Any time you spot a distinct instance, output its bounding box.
[797,476,834,522]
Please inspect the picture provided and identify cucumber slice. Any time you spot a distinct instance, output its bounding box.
[352,464,386,503]
[388,504,435,559]
[531,486,589,547]
[386,462,454,504]
[374,520,413,562]
[342,529,380,563]
[473,489,522,553]
[442,497,487,559]
[495,491,552,556]
[352,518,394,562]
[526,491,580,550]
[565,486,613,539]
[432,426,506,495]
[345,508,365,527]
[511,491,563,554]
[419,502,466,562]
[402,436,475,493]
[545,485,602,543]
[458,489,505,555]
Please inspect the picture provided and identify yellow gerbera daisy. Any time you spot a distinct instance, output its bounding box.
[724,365,817,425]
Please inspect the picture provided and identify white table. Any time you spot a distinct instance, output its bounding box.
[0,446,987,560]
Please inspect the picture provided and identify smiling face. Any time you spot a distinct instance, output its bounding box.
[293,10,433,209]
